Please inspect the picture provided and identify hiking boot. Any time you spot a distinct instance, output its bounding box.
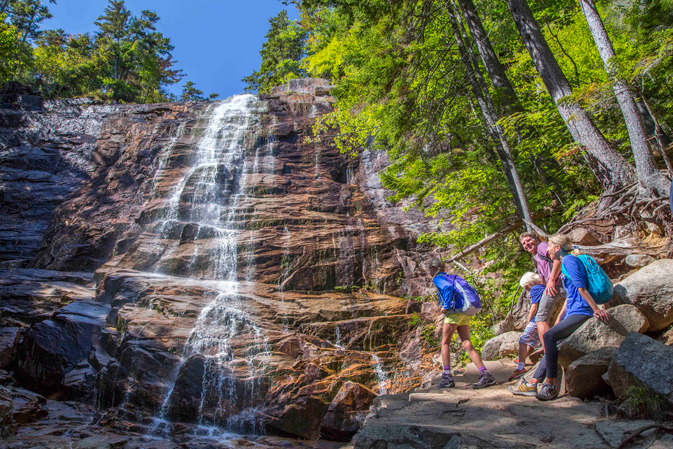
[508,379,537,397]
[473,371,496,389]
[507,368,528,382]
[438,373,455,388]
[535,383,558,401]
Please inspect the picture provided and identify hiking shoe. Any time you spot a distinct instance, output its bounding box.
[508,380,537,397]
[535,383,558,401]
[507,368,528,382]
[473,371,496,389]
[438,373,455,388]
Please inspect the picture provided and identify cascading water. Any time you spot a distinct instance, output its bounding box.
[144,95,271,436]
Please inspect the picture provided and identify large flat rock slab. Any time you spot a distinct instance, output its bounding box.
[351,361,667,449]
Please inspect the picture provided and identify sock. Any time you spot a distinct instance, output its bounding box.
[517,362,525,371]
[526,382,536,387]
[478,365,488,374]
[443,365,451,376]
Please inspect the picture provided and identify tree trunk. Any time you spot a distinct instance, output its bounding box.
[505,0,635,197]
[456,0,566,202]
[448,2,533,227]
[579,0,668,197]
[456,0,521,114]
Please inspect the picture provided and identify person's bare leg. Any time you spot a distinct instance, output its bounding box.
[456,325,484,369]
[536,320,551,353]
[441,323,458,368]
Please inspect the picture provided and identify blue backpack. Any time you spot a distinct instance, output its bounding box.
[432,273,482,316]
[562,254,614,304]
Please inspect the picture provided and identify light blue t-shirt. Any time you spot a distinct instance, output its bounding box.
[562,255,594,317]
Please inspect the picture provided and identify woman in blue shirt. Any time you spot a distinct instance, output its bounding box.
[509,234,609,401]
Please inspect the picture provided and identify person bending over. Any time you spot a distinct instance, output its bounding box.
[429,258,496,390]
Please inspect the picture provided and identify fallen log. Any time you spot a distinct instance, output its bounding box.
[446,219,526,263]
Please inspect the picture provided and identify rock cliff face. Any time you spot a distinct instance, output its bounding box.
[0,79,442,443]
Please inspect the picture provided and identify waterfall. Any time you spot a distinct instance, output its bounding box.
[147,95,270,436]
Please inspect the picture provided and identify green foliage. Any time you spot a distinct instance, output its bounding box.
[2,0,189,103]
[180,80,204,102]
[242,10,307,94]
[615,386,671,421]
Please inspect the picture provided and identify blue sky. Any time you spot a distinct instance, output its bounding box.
[46,1,300,99]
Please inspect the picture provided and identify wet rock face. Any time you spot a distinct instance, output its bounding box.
[0,80,444,440]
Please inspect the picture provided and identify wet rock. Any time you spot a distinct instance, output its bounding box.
[566,347,616,399]
[14,300,109,395]
[266,395,330,440]
[607,259,673,331]
[0,328,20,368]
[10,387,47,424]
[320,382,377,441]
[606,332,673,404]
[0,385,12,426]
[558,305,648,369]
[481,331,522,361]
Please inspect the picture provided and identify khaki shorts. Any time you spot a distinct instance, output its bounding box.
[535,288,565,323]
[443,313,471,326]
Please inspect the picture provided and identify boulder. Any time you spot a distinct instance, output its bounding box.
[14,300,109,395]
[606,332,673,404]
[567,228,602,246]
[558,305,648,369]
[321,382,377,441]
[0,328,20,369]
[624,254,656,268]
[607,259,673,331]
[266,395,330,440]
[566,347,616,399]
[10,387,47,424]
[481,332,522,361]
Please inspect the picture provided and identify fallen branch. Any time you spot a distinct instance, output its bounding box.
[617,423,673,449]
[446,219,526,263]
[524,219,549,239]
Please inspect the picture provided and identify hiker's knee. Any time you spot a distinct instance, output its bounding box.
[543,330,555,346]
[461,339,474,351]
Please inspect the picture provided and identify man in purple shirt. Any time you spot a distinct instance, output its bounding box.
[519,233,564,353]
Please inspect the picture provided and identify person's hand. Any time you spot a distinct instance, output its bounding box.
[545,280,557,296]
[443,309,450,314]
[593,308,609,322]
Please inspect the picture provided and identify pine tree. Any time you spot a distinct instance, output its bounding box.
[243,10,307,93]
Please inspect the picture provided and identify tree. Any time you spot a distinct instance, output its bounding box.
[505,0,635,199]
[5,0,55,43]
[243,10,307,93]
[447,1,533,227]
[578,0,669,197]
[180,80,204,102]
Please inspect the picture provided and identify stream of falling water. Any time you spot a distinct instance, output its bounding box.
[147,95,270,437]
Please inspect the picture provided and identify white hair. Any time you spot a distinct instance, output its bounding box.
[519,272,541,288]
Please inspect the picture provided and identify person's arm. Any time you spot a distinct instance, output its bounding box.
[578,288,609,322]
[545,259,562,296]
[527,302,539,323]
[554,302,567,326]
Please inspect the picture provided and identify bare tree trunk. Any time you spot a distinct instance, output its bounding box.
[456,0,520,114]
[579,0,668,197]
[456,0,566,203]
[505,0,635,198]
[448,2,533,227]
